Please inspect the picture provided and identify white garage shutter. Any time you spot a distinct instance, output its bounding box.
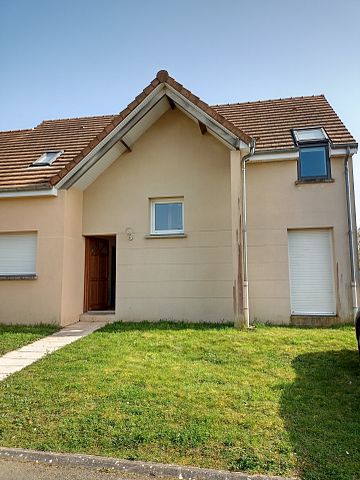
[288,229,336,315]
[0,232,37,275]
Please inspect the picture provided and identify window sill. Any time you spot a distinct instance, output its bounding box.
[295,178,334,185]
[145,233,187,239]
[0,274,37,280]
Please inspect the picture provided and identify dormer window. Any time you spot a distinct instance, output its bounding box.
[32,150,63,166]
[292,128,331,181]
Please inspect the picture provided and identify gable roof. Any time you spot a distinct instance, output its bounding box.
[213,94,356,151]
[0,71,356,193]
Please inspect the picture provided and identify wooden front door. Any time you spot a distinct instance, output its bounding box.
[85,237,109,311]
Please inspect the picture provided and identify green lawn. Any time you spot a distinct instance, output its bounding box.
[0,324,59,356]
[0,322,359,480]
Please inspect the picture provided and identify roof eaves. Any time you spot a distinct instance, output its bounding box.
[49,70,252,188]
[49,77,163,186]
[159,71,251,145]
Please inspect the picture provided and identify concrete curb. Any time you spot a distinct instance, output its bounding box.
[0,320,107,382]
[0,447,294,480]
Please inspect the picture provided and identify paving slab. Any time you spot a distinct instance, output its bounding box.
[0,320,107,381]
[0,357,36,366]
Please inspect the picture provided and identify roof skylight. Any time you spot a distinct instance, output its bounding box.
[293,128,328,144]
[32,150,63,166]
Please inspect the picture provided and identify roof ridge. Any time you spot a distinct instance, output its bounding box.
[212,94,326,108]
[156,70,251,145]
[48,69,252,187]
[0,128,33,134]
[38,113,117,124]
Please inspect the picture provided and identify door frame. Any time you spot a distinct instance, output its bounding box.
[84,236,116,312]
[83,237,92,312]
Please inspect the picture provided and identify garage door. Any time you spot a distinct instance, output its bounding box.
[288,229,336,315]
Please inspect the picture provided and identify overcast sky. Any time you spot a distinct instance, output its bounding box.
[1,0,359,214]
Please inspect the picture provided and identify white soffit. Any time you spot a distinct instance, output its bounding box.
[73,97,170,191]
[73,142,127,191]
[122,96,170,147]
[173,101,242,150]
[63,87,249,191]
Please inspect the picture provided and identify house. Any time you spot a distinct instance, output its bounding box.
[0,70,358,327]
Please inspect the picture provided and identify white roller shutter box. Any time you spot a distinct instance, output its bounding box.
[0,232,37,275]
[288,229,336,315]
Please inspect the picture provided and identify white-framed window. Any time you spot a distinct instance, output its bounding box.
[150,198,184,235]
[0,232,37,276]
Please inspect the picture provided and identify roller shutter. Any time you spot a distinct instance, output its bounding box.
[288,229,336,315]
[0,232,37,275]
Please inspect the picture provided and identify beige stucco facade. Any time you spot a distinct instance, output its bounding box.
[83,109,233,323]
[0,190,84,326]
[0,107,356,326]
[246,157,353,324]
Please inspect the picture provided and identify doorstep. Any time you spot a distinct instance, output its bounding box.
[79,311,116,323]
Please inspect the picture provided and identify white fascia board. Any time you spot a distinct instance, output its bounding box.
[329,146,358,157]
[56,83,250,190]
[55,84,165,189]
[250,145,358,163]
[0,187,58,199]
[165,85,249,151]
[249,151,299,163]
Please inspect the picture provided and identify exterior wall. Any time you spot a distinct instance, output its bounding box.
[0,111,354,327]
[60,187,84,326]
[0,193,66,325]
[0,189,84,326]
[246,156,353,324]
[83,108,233,323]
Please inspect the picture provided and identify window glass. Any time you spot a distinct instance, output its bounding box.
[154,202,183,233]
[299,146,328,179]
[32,151,63,166]
[294,128,327,143]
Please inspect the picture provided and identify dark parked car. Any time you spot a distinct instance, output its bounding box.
[356,310,360,355]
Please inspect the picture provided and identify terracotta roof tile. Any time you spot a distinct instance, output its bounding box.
[0,72,356,192]
[0,116,115,190]
[212,95,356,151]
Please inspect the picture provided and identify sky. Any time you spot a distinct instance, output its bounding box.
[0,0,359,213]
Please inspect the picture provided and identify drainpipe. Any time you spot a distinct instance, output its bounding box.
[344,146,359,319]
[241,139,256,328]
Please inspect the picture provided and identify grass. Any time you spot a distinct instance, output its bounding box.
[0,324,59,356]
[0,322,359,480]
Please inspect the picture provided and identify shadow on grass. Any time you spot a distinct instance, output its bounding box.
[280,349,360,480]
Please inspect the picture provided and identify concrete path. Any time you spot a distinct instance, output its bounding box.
[0,321,107,381]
